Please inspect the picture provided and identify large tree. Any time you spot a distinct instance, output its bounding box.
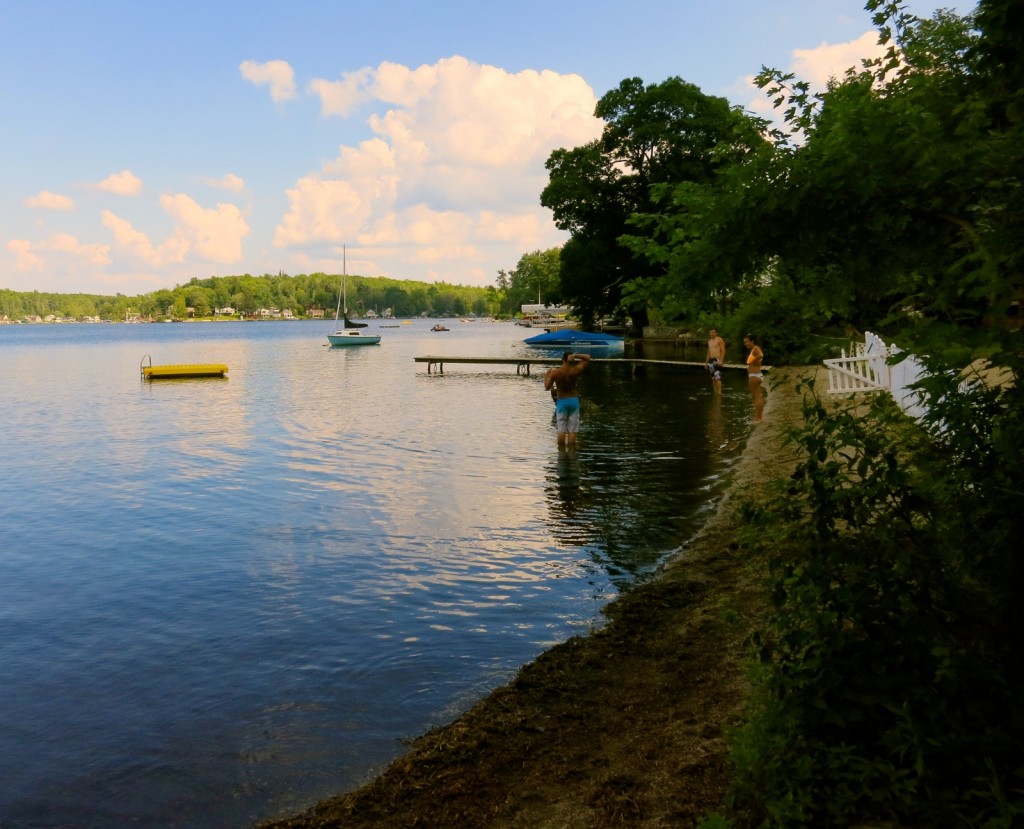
[540,77,766,331]
[495,248,562,316]
[631,0,1023,364]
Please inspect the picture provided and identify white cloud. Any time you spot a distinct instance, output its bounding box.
[7,239,46,271]
[240,59,297,103]
[203,173,246,192]
[102,210,185,265]
[25,191,75,211]
[741,31,888,131]
[6,234,111,273]
[792,31,886,89]
[160,194,250,263]
[101,194,250,267]
[279,56,602,283]
[95,169,143,196]
[308,67,375,117]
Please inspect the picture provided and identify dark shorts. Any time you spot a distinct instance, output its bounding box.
[707,359,722,381]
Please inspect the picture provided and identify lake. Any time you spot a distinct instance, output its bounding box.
[0,319,753,827]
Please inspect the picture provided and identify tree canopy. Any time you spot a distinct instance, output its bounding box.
[540,76,767,328]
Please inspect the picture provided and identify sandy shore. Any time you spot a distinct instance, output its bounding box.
[259,366,817,829]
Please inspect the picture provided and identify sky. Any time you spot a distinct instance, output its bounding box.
[1,0,972,297]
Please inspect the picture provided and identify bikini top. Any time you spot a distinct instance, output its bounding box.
[747,348,761,364]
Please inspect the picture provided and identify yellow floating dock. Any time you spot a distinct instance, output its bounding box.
[140,355,228,379]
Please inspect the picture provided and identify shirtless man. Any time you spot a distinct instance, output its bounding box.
[544,351,592,447]
[705,329,727,392]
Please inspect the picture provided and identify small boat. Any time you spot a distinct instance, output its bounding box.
[140,355,227,379]
[327,247,381,347]
[523,328,625,348]
[431,324,450,332]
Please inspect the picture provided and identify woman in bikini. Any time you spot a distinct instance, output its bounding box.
[743,334,764,423]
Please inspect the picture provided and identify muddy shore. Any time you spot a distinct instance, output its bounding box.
[259,366,816,829]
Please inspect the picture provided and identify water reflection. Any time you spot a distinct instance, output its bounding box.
[0,322,755,828]
[706,389,727,451]
[553,447,581,513]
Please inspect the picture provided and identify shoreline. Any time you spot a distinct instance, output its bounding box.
[259,366,817,828]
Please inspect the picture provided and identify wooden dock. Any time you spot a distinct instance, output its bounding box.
[413,355,754,376]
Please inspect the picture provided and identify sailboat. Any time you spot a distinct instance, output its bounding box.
[326,247,381,347]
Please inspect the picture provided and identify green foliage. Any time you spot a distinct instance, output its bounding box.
[697,814,735,829]
[725,267,855,365]
[730,372,1024,827]
[495,248,562,316]
[0,272,501,321]
[542,76,767,330]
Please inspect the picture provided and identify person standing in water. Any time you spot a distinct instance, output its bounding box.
[705,328,727,392]
[544,351,591,447]
[743,334,764,423]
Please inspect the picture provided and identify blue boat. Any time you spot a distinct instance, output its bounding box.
[523,328,625,347]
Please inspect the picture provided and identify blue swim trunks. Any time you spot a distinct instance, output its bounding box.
[555,396,581,433]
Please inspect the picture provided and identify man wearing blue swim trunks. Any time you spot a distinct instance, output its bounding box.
[544,351,591,447]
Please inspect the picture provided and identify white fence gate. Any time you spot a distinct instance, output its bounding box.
[824,331,928,419]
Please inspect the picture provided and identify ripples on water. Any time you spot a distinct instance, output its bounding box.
[0,321,752,827]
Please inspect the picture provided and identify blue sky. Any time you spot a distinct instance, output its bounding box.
[2,0,971,296]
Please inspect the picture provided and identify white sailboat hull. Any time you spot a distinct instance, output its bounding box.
[327,329,381,346]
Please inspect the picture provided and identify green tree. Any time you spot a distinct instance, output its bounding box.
[541,77,767,331]
[497,248,562,314]
[719,2,1024,824]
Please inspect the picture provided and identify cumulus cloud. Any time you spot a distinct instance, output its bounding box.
[102,210,185,265]
[7,234,111,272]
[308,67,375,117]
[7,239,46,271]
[102,194,250,267]
[743,31,887,124]
[240,59,297,103]
[280,56,602,282]
[160,194,250,263]
[95,169,143,196]
[25,191,75,211]
[203,173,246,192]
[792,31,886,89]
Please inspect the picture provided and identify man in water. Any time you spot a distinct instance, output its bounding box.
[544,351,591,447]
[705,328,727,392]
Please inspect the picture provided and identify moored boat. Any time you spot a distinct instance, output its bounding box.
[326,247,381,347]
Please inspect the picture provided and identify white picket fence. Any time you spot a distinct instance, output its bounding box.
[824,331,928,419]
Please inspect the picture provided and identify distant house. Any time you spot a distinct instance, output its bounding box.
[308,307,326,319]
[215,306,236,316]
[282,309,294,319]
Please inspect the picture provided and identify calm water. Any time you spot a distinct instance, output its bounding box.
[0,320,753,828]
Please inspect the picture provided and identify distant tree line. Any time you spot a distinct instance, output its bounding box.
[0,273,504,321]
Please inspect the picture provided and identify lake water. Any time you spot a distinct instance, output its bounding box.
[0,319,753,828]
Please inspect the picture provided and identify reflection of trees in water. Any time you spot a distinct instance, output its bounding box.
[705,391,727,451]
[543,446,693,583]
[541,366,753,586]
